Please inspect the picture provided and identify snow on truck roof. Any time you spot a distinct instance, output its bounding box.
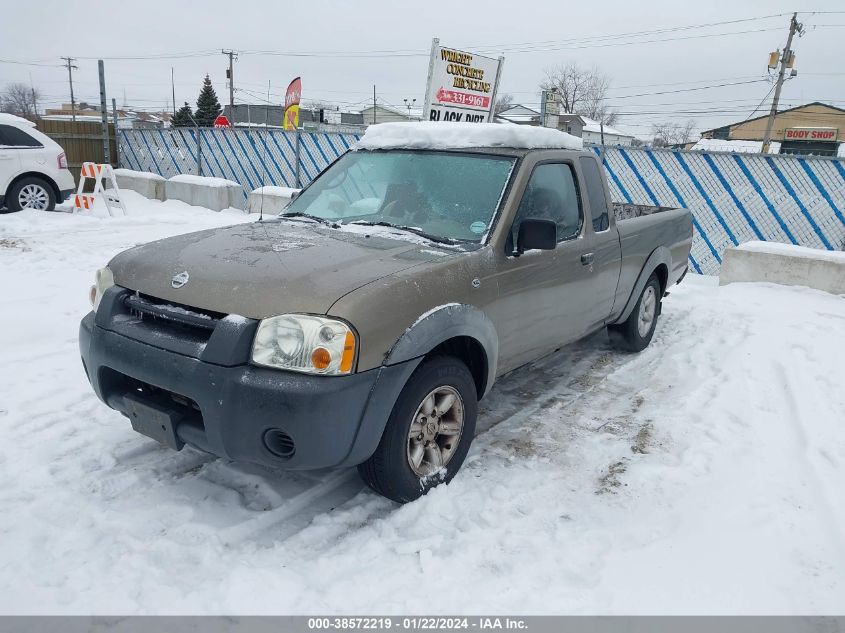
[354,121,584,151]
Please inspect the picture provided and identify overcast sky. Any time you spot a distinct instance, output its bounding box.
[2,0,842,138]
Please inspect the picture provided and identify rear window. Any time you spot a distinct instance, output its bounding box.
[0,124,43,148]
[579,156,609,232]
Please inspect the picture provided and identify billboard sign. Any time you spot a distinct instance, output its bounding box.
[422,39,503,124]
[284,77,302,131]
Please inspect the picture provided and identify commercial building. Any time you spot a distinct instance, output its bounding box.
[700,102,843,157]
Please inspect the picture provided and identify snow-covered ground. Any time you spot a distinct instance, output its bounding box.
[0,192,843,614]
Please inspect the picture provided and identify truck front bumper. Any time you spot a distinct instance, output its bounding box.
[79,306,419,471]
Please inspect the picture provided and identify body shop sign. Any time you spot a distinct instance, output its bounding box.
[784,127,838,141]
[423,38,503,123]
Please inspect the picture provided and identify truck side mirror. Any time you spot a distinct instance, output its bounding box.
[515,219,557,256]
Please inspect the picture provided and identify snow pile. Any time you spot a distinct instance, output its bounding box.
[690,138,782,154]
[1,198,844,614]
[355,121,584,151]
[114,168,164,181]
[737,240,845,264]
[169,174,241,188]
[251,186,301,197]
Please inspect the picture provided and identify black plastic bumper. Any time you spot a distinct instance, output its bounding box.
[79,300,420,471]
[59,188,74,202]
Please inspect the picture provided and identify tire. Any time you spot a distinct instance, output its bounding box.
[608,273,661,353]
[7,177,56,212]
[358,356,478,503]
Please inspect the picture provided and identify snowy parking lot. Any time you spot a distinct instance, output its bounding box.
[1,193,843,614]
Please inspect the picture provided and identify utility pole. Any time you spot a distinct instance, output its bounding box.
[60,56,78,122]
[171,67,176,116]
[222,49,237,124]
[112,98,120,168]
[98,60,110,165]
[373,85,376,124]
[761,12,803,154]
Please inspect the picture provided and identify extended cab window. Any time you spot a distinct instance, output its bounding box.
[284,150,516,244]
[0,124,42,148]
[511,162,582,245]
[579,156,609,232]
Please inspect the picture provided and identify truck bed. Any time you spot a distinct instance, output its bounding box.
[614,205,694,309]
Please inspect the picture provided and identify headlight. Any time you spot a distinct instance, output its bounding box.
[89,266,114,311]
[252,314,357,375]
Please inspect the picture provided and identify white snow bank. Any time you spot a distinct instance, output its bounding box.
[168,174,241,188]
[355,121,584,151]
[114,168,165,181]
[250,186,300,197]
[690,138,781,154]
[737,240,845,264]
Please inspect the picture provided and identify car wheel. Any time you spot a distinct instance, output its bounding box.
[608,273,661,352]
[358,356,478,503]
[8,177,56,212]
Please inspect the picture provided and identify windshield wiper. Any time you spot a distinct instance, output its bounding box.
[349,221,467,245]
[280,211,336,227]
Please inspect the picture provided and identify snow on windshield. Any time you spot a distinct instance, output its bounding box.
[354,121,583,151]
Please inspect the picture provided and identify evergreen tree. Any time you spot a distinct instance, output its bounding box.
[194,74,222,126]
[171,102,194,127]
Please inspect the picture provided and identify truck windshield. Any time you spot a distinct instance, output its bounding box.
[283,150,516,243]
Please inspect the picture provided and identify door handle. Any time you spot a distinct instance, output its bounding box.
[580,253,594,266]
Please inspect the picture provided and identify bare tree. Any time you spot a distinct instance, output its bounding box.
[540,62,617,125]
[651,120,697,147]
[1,82,40,117]
[493,93,513,115]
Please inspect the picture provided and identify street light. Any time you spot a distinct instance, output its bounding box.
[403,98,416,119]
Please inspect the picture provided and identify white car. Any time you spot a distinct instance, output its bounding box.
[0,113,75,212]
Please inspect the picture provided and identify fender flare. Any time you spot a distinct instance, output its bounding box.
[384,303,499,398]
[613,246,672,325]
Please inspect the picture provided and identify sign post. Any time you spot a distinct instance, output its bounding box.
[422,39,504,124]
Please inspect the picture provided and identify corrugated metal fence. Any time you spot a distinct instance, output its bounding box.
[118,129,845,275]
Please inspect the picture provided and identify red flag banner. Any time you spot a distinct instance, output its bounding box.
[284,77,302,130]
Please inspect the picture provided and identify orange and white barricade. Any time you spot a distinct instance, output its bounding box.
[73,162,126,216]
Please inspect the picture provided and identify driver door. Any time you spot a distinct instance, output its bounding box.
[487,161,596,374]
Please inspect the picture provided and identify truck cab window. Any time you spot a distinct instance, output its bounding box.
[511,162,582,246]
[579,156,609,232]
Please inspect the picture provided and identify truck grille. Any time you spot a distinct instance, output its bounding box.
[122,293,224,333]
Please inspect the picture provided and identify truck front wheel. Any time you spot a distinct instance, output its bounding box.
[358,356,478,503]
[608,273,661,352]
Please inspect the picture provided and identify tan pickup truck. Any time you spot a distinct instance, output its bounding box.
[80,123,693,503]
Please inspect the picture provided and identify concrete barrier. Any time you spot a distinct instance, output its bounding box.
[720,241,845,295]
[114,168,166,201]
[247,186,301,214]
[165,175,245,211]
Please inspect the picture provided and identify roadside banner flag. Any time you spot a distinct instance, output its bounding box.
[284,77,302,130]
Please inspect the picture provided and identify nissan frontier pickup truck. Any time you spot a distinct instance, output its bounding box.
[79,122,693,503]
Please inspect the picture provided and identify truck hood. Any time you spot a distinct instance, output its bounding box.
[108,219,457,318]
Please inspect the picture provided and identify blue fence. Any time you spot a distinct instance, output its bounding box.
[597,146,845,274]
[118,129,845,275]
[118,128,360,196]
